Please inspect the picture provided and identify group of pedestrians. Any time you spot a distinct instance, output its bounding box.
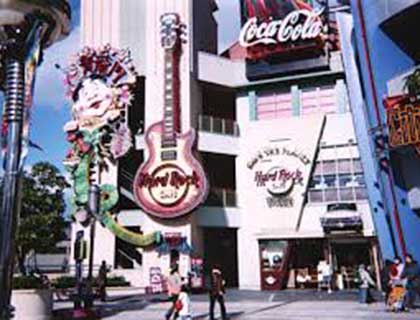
[165,265,227,320]
[382,254,420,311]
[165,264,228,320]
[359,254,420,311]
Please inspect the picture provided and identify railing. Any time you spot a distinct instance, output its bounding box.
[198,115,239,136]
[204,188,237,207]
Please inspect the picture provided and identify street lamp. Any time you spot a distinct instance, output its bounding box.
[0,1,70,318]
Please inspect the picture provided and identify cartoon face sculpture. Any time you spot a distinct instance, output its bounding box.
[71,76,117,130]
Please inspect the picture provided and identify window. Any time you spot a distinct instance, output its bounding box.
[301,85,337,115]
[324,175,337,188]
[257,90,292,120]
[308,157,368,203]
[337,159,352,174]
[322,160,336,175]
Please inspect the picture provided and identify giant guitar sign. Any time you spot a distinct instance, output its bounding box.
[133,13,208,219]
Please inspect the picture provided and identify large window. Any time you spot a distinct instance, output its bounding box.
[308,157,368,203]
[300,85,336,115]
[257,90,292,120]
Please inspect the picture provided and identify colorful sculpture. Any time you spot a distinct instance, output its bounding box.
[63,45,160,247]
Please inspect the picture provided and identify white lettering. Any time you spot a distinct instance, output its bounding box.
[239,9,324,48]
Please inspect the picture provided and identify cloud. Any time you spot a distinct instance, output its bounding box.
[34,26,80,112]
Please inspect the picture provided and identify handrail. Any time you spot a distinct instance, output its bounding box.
[198,115,239,136]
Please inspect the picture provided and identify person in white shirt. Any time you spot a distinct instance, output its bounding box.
[176,285,192,320]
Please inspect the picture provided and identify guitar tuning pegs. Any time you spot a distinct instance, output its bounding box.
[180,24,188,43]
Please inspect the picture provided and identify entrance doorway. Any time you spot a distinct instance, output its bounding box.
[203,228,238,287]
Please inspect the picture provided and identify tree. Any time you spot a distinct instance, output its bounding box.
[0,162,70,274]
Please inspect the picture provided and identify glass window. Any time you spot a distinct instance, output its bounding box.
[337,159,352,174]
[355,187,368,200]
[309,176,323,189]
[324,175,337,188]
[309,190,324,202]
[339,187,355,201]
[325,188,339,202]
[353,159,363,173]
[313,162,322,175]
[322,161,336,175]
[338,174,353,187]
[257,90,292,120]
[354,174,366,186]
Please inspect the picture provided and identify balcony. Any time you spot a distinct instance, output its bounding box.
[204,188,237,208]
[198,115,239,136]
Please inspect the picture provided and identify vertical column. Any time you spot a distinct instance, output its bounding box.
[371,241,382,290]
[336,79,348,113]
[291,85,300,117]
[248,91,257,121]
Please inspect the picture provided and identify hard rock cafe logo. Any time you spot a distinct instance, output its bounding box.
[135,164,200,207]
[249,146,309,208]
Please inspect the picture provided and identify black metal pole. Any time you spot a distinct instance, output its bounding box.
[88,185,99,281]
[0,58,25,320]
[86,184,99,307]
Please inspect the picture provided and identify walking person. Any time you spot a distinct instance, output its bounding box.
[380,259,393,305]
[401,254,420,310]
[98,260,109,302]
[358,264,376,304]
[176,284,192,320]
[209,265,227,320]
[165,265,182,320]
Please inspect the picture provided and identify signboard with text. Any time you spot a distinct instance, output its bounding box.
[384,94,420,154]
[238,0,328,79]
[248,144,311,209]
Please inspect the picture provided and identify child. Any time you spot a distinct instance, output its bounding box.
[176,284,192,320]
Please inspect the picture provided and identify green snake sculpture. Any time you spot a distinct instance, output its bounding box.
[63,45,161,247]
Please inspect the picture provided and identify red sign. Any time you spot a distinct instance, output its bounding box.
[384,94,420,154]
[239,0,326,60]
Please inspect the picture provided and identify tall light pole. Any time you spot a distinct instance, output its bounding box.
[0,2,70,318]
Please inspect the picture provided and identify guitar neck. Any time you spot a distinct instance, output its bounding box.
[162,49,180,148]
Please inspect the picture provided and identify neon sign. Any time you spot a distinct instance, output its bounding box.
[384,95,420,148]
[239,9,324,47]
[239,0,326,60]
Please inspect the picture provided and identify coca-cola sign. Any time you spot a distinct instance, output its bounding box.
[239,0,326,60]
[239,9,324,47]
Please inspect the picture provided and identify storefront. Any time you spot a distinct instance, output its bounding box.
[68,0,381,291]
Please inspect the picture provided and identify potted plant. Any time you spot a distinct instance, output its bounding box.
[11,274,53,320]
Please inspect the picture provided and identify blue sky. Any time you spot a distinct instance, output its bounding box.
[2,0,240,174]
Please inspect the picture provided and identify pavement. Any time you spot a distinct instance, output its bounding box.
[53,289,420,320]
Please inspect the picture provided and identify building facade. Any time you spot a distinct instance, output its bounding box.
[70,0,381,290]
[340,0,420,263]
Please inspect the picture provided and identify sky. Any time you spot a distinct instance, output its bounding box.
[2,0,240,175]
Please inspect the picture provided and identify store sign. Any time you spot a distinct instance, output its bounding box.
[248,145,310,208]
[239,9,324,47]
[384,95,420,149]
[239,0,325,60]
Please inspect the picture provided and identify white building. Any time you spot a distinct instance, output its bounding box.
[71,0,380,291]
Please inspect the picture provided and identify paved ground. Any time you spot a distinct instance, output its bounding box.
[54,289,420,320]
